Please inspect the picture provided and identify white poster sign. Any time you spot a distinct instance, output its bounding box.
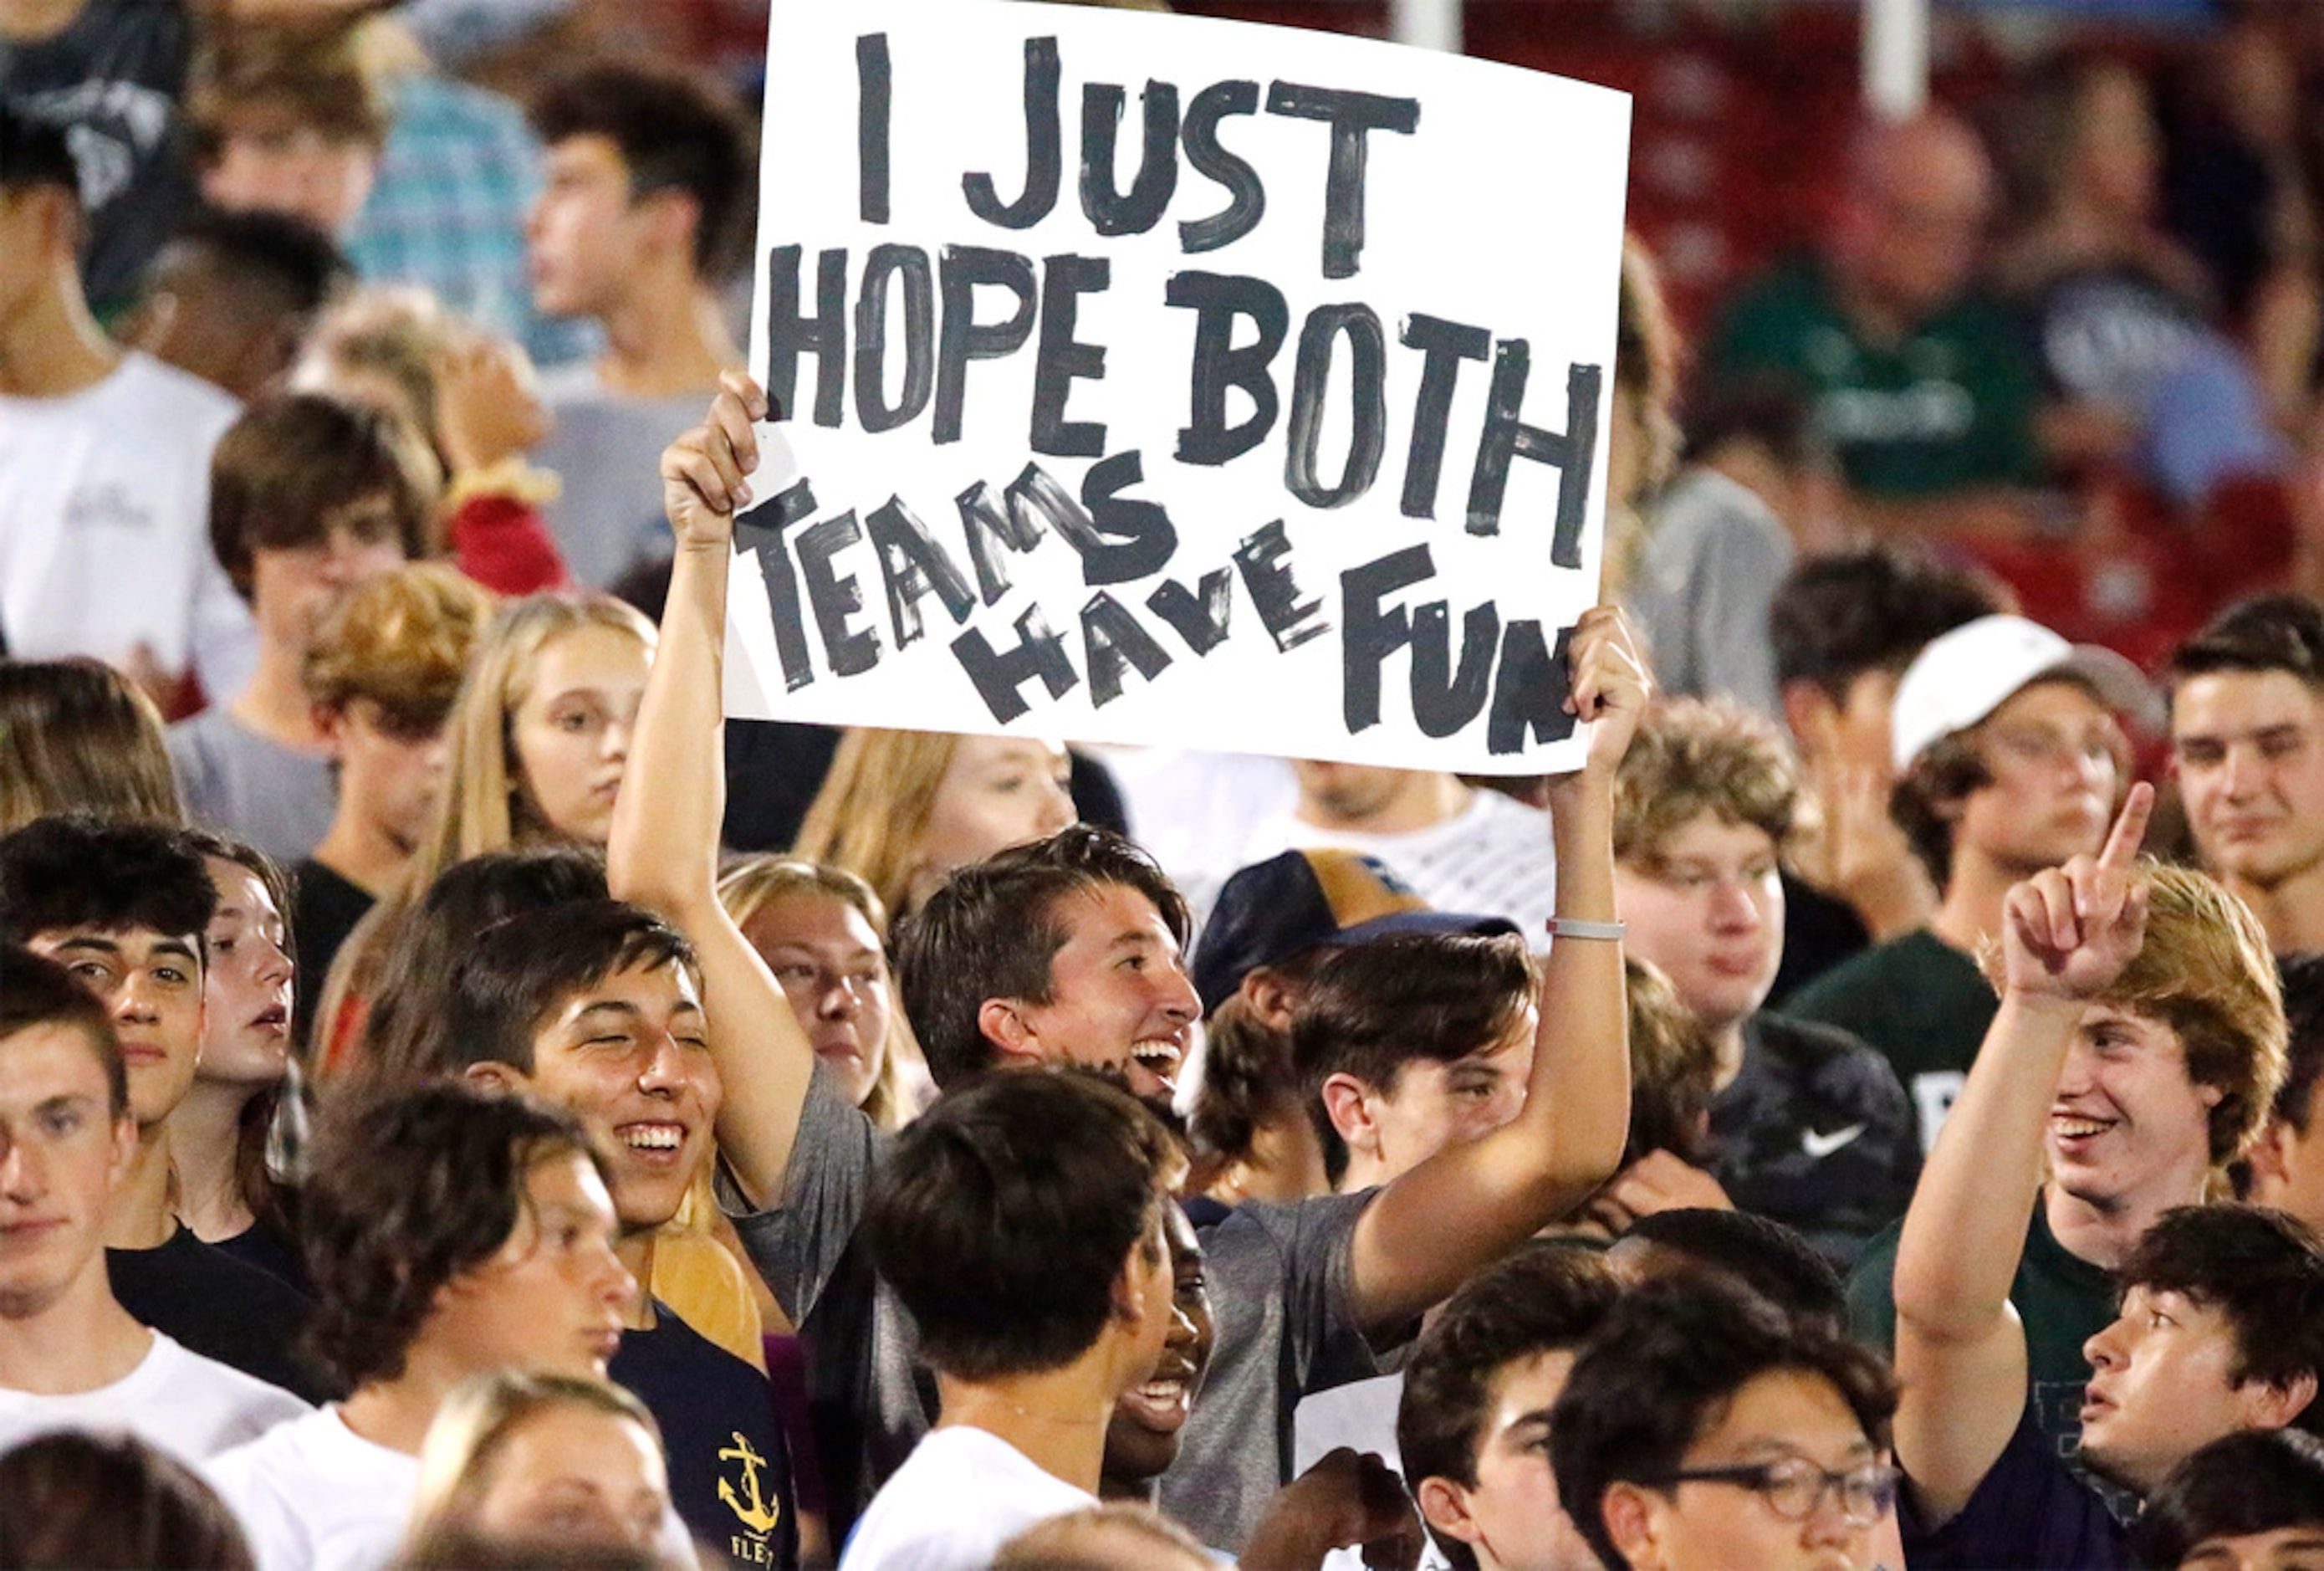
[729,0,1631,772]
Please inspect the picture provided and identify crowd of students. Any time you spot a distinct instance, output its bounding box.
[18,3,2324,1570]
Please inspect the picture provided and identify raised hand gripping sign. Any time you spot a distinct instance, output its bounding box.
[728,0,1632,772]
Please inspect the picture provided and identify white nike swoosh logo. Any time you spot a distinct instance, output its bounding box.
[1801,1123,1868,1159]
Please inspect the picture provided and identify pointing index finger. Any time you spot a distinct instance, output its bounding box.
[2098,780,2155,872]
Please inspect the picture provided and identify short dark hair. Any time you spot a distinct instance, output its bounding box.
[528,61,755,279]
[2117,1205,2324,1436]
[1616,1209,1848,1328]
[2235,954,2324,1199]
[1770,546,2005,702]
[1292,931,1535,1186]
[1550,1277,1899,1571]
[863,1069,1176,1382]
[426,900,697,1077]
[0,814,216,957]
[2132,1428,2324,1568]
[1678,372,1827,472]
[0,103,79,201]
[1397,1245,1618,1571]
[209,394,432,600]
[0,944,127,1118]
[2169,595,2324,698]
[897,826,1191,1090]
[0,1430,254,1571]
[161,204,351,321]
[299,1083,602,1390]
[362,849,610,1088]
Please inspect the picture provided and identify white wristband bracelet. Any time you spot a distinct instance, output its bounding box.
[1545,917,1627,941]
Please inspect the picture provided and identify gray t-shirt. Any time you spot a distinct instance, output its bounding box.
[536,365,710,587]
[167,707,336,866]
[1160,1190,1395,1553]
[729,1063,911,1541]
[1627,466,1794,722]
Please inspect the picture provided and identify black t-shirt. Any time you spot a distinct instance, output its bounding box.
[290,858,374,1050]
[108,1226,329,1401]
[210,1219,310,1297]
[1768,872,1870,1010]
[611,1302,798,1571]
[1710,1013,1921,1270]
[0,0,199,314]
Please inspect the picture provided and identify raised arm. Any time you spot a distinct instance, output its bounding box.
[1891,783,2154,1525]
[609,372,816,1209]
[1345,606,1644,1333]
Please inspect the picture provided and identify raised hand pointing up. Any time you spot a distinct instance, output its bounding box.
[2000,780,2154,1003]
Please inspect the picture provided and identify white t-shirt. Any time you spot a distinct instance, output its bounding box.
[0,351,255,690]
[0,1331,308,1465]
[206,1403,698,1571]
[839,1425,1097,1571]
[1188,788,1559,947]
[205,1406,421,1571]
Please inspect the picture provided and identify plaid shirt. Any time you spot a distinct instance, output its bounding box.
[340,71,599,368]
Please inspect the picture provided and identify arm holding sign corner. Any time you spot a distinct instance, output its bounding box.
[610,372,819,1211]
[1344,604,1645,1336]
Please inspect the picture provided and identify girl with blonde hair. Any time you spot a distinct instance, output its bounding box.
[717,856,922,1128]
[791,727,1076,919]
[406,1371,671,1560]
[316,592,653,1070]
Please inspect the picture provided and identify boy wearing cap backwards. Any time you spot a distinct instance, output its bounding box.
[1185,849,1521,1205]
[1789,613,2153,1156]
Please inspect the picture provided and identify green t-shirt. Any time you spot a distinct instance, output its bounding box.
[1787,928,1997,1155]
[1703,256,2046,498]
[1847,1200,2117,1464]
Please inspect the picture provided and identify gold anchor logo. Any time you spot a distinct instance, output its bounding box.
[718,1432,781,1536]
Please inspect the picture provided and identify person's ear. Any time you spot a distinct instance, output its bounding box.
[1318,1073,1380,1160]
[1602,1481,1665,1569]
[637,186,702,263]
[312,702,350,760]
[1782,679,1837,755]
[1241,966,1302,1034]
[107,1108,137,1187]
[2255,1369,2320,1433]
[2245,1117,2295,1198]
[977,998,1045,1065]
[463,1060,528,1095]
[1414,1476,1482,1551]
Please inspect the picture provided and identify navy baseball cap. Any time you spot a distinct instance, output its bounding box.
[1192,848,1520,1016]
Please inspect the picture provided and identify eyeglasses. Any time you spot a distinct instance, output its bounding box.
[1635,1457,1900,1527]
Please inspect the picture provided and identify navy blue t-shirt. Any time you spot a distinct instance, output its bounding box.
[611,1302,797,1570]
[1900,1402,2132,1570]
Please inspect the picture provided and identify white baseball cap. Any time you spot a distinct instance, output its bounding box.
[1889,614,2157,773]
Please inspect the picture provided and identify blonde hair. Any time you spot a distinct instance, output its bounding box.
[718,856,914,1129]
[0,660,183,833]
[408,1371,661,1549]
[790,728,964,918]
[302,562,498,725]
[294,286,455,442]
[413,593,654,888]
